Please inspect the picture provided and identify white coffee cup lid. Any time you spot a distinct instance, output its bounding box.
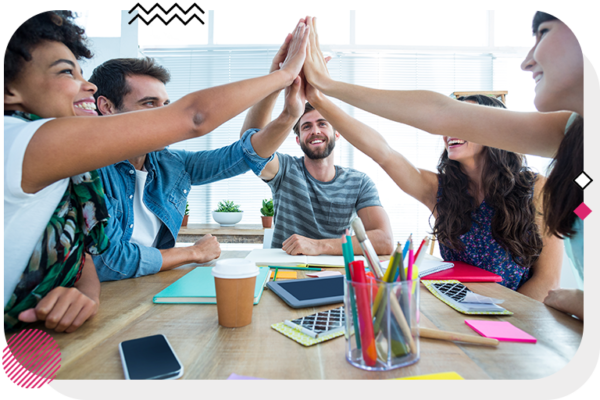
[212,259,259,279]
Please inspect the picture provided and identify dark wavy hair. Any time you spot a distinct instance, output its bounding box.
[432,95,543,269]
[543,115,583,238]
[530,11,584,239]
[89,57,171,114]
[5,11,92,94]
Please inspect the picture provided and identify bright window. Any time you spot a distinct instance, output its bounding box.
[74,9,121,38]
[215,10,350,45]
[356,9,489,47]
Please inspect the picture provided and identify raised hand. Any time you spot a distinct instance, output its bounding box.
[270,33,292,73]
[303,16,332,91]
[283,76,305,120]
[279,20,310,84]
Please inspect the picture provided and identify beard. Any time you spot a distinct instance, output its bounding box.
[300,138,336,160]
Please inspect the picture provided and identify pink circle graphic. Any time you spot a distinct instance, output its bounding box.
[2,329,61,388]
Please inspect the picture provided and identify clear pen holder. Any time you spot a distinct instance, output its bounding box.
[344,277,420,371]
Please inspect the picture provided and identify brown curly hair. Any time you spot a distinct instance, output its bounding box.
[432,95,543,269]
[5,11,92,93]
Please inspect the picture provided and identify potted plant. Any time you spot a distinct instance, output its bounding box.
[260,198,274,228]
[212,200,243,226]
[181,202,190,227]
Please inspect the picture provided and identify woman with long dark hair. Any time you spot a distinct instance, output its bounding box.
[304,88,562,300]
[302,12,583,319]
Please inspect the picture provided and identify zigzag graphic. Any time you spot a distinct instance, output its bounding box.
[130,13,205,25]
[128,3,205,25]
[129,2,204,15]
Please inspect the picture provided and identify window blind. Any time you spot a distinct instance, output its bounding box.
[142,47,500,244]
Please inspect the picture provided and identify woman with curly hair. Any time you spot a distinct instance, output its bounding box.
[302,12,583,319]
[304,88,562,300]
[4,11,310,332]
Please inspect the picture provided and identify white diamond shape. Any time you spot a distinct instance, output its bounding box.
[575,172,592,189]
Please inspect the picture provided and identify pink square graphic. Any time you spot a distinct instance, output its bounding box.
[464,320,537,343]
[574,202,592,220]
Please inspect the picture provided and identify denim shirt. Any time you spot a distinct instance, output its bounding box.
[93,128,269,281]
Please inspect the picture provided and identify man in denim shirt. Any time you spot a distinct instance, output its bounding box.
[89,52,305,281]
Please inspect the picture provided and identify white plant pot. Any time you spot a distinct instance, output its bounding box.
[212,211,243,226]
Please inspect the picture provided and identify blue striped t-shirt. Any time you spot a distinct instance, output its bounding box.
[264,153,382,249]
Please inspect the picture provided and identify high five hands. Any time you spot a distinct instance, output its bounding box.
[274,17,332,104]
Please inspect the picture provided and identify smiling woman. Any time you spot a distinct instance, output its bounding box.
[4,10,311,333]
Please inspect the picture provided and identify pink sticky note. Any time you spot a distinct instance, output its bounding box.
[464,320,537,343]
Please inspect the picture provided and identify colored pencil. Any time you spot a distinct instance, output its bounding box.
[272,268,279,281]
[413,236,430,269]
[414,235,427,260]
[342,234,362,351]
[429,236,436,255]
[407,239,414,282]
[349,260,377,366]
[395,234,411,281]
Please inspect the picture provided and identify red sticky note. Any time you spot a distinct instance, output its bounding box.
[464,320,537,343]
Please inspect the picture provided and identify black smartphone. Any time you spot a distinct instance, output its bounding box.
[119,334,184,380]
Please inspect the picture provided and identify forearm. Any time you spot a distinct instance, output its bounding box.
[320,80,449,135]
[518,276,559,302]
[186,69,292,136]
[351,229,394,256]
[250,110,298,158]
[74,255,101,303]
[159,247,197,271]
[310,93,393,164]
[240,90,283,134]
[318,80,566,158]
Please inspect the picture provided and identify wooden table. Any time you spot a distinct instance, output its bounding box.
[10,251,582,380]
[177,224,265,244]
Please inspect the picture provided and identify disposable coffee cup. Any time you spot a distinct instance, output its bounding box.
[211,259,259,328]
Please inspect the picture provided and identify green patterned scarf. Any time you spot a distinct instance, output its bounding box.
[4,111,110,331]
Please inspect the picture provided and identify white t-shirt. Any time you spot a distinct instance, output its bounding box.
[130,168,162,248]
[4,116,69,307]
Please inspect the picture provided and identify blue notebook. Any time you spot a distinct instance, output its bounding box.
[153,267,270,305]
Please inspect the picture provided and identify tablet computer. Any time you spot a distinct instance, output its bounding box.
[267,275,344,308]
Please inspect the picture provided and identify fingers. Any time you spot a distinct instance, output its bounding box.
[17,308,38,323]
[324,56,332,64]
[17,287,98,333]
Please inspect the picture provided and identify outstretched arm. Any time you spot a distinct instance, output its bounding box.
[517,175,562,301]
[307,84,438,212]
[302,16,569,159]
[21,21,310,194]
[240,34,293,134]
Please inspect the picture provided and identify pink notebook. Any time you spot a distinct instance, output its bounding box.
[422,261,502,283]
[465,320,537,343]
